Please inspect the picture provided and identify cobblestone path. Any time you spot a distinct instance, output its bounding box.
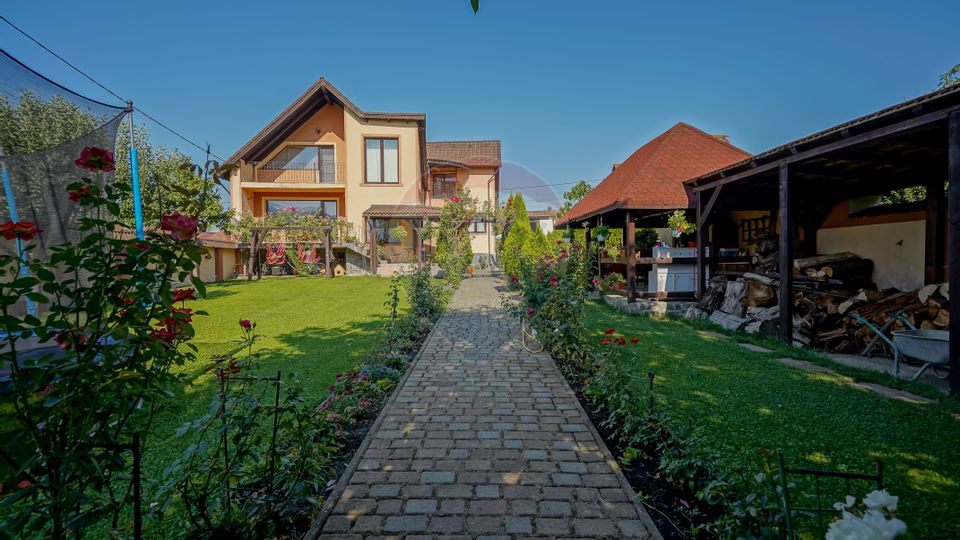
[311,277,660,539]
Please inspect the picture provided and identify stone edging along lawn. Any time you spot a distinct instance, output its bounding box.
[303,304,437,540]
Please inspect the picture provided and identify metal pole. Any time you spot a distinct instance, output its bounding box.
[0,144,36,316]
[132,433,142,540]
[126,102,144,240]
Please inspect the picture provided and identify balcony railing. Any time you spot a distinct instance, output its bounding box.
[242,161,345,184]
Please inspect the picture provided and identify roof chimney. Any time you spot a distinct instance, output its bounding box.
[612,163,622,172]
[711,134,730,144]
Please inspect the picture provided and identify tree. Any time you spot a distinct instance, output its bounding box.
[0,90,229,232]
[114,124,230,231]
[501,193,531,280]
[939,64,960,88]
[556,180,592,219]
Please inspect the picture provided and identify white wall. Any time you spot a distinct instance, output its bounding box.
[817,220,925,291]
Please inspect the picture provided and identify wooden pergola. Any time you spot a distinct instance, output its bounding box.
[686,85,960,393]
[246,226,334,280]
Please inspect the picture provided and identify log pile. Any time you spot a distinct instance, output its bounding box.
[686,251,950,355]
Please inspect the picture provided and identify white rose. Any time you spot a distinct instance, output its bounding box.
[863,489,899,513]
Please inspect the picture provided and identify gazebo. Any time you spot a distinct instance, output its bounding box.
[557,122,750,301]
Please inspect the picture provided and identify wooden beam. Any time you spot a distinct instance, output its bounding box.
[246,229,257,281]
[925,176,946,285]
[696,184,723,230]
[324,229,333,279]
[778,163,794,343]
[947,111,960,394]
[691,105,960,193]
[696,191,706,300]
[414,220,422,265]
[626,212,637,303]
[367,218,378,274]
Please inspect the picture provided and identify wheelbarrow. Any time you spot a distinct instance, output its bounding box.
[846,309,950,381]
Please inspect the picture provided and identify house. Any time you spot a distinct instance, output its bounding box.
[195,231,241,282]
[556,122,750,299]
[223,78,500,274]
[528,209,559,234]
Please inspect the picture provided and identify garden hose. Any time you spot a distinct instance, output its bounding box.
[520,319,544,353]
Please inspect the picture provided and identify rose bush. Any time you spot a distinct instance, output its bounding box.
[0,147,205,538]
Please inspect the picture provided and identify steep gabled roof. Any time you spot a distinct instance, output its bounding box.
[557,123,750,225]
[426,140,501,168]
[225,78,426,164]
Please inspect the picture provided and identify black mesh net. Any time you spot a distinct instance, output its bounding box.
[0,49,126,313]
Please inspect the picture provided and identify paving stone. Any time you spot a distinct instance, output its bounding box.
[314,278,658,539]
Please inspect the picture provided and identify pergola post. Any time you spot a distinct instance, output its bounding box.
[367,218,378,275]
[246,229,257,281]
[925,176,946,285]
[778,163,794,343]
[414,219,422,265]
[324,228,333,279]
[947,111,960,394]
[696,192,706,300]
[626,211,636,303]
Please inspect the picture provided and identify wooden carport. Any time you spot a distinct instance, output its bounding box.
[686,85,960,393]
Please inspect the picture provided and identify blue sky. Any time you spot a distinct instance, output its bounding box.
[3,0,958,208]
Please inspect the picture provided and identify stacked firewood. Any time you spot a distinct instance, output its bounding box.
[687,251,950,354]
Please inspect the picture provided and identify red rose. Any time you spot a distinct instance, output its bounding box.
[450,195,461,202]
[601,337,612,345]
[604,328,615,335]
[149,329,177,343]
[17,480,31,489]
[160,212,199,241]
[68,184,94,203]
[526,307,535,317]
[614,337,626,346]
[0,221,41,242]
[74,146,115,172]
[173,288,197,302]
[239,319,252,329]
[631,338,640,344]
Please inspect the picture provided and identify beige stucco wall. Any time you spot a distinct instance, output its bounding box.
[817,220,924,291]
[196,248,217,282]
[342,109,421,236]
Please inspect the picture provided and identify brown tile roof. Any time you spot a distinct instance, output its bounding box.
[528,210,559,219]
[226,78,426,164]
[426,140,501,168]
[198,231,239,249]
[362,205,442,219]
[557,123,750,225]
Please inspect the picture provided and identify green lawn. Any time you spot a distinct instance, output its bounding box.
[584,302,960,539]
[145,275,401,475]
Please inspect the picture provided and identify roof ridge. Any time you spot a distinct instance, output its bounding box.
[673,122,752,157]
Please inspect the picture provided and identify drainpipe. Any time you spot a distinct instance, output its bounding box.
[487,170,497,266]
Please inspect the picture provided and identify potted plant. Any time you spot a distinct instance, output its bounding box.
[600,272,626,292]
[667,210,696,246]
[389,225,408,244]
[466,266,474,278]
[592,224,610,243]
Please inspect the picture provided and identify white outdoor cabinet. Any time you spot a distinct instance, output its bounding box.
[647,246,707,293]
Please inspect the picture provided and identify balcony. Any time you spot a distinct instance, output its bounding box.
[240,162,345,185]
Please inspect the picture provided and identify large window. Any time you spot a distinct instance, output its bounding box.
[372,218,409,244]
[365,138,399,183]
[432,173,458,199]
[266,199,338,217]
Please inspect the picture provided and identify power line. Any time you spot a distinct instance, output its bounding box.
[0,15,225,161]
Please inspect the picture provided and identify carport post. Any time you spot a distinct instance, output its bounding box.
[696,191,706,300]
[947,111,960,394]
[778,162,794,344]
[626,211,636,303]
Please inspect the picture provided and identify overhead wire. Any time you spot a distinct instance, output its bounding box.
[0,15,225,161]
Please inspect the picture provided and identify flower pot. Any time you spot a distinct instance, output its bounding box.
[688,240,697,248]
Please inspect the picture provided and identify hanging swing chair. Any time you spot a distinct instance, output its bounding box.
[265,243,286,265]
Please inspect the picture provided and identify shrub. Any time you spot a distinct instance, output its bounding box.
[509,241,591,369]
[434,190,476,287]
[0,148,204,538]
[636,227,659,256]
[500,194,531,282]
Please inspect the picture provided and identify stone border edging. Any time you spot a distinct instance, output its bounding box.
[302,316,440,540]
[547,352,665,540]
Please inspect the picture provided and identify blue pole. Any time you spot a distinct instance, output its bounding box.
[127,103,144,240]
[0,153,37,316]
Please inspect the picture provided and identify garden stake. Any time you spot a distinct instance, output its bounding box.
[268,371,282,511]
[219,372,230,513]
[647,370,655,413]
